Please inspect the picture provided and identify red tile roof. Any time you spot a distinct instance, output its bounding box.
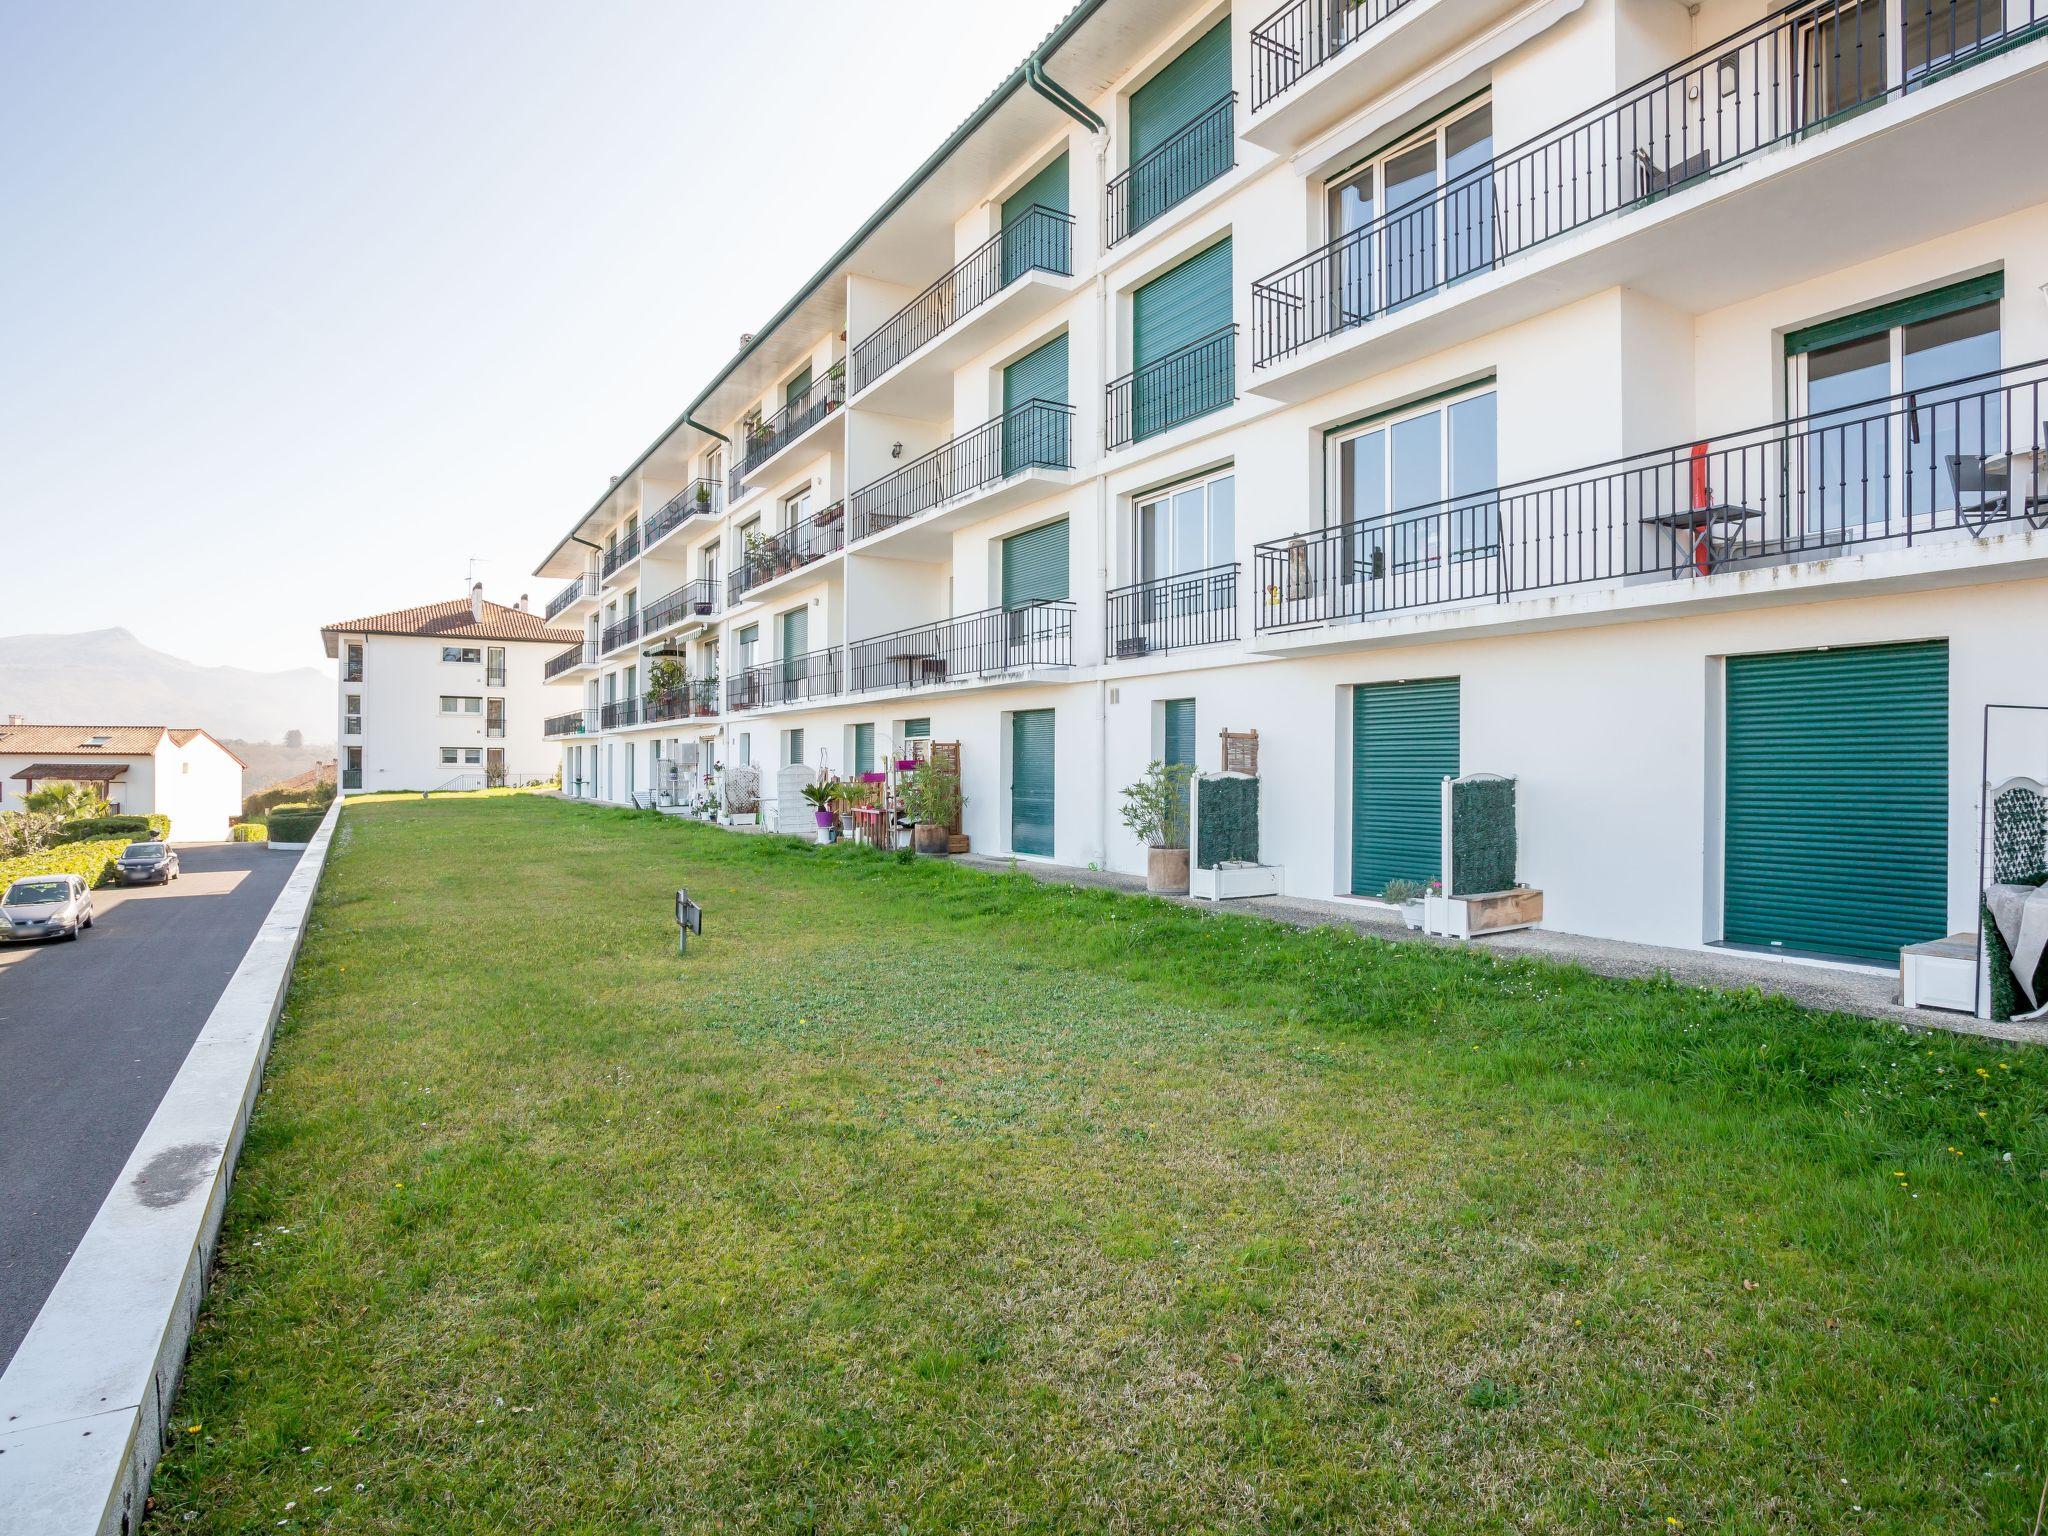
[0,724,246,767]
[9,762,131,782]
[320,598,580,655]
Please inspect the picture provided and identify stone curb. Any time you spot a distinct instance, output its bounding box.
[0,799,343,1536]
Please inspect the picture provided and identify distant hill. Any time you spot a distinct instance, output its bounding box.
[0,627,332,744]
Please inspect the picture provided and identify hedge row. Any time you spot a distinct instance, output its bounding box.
[229,822,267,843]
[265,805,325,844]
[52,813,171,846]
[0,838,132,890]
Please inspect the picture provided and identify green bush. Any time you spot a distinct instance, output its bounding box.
[243,779,337,823]
[266,807,326,844]
[229,822,267,843]
[51,813,171,846]
[0,838,131,890]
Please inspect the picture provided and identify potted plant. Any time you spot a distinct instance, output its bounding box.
[1383,878,1429,929]
[1120,760,1194,893]
[902,760,962,856]
[801,779,839,843]
[694,481,713,507]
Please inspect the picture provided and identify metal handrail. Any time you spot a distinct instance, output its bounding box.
[850,205,1076,392]
[1106,563,1239,658]
[727,501,846,604]
[848,400,1074,542]
[845,600,1075,694]
[544,574,592,621]
[544,643,590,679]
[1107,325,1237,449]
[642,578,721,634]
[601,527,642,579]
[599,696,642,730]
[1254,359,2048,630]
[1251,0,2048,365]
[1107,93,1236,245]
[544,708,599,737]
[1249,0,1424,112]
[737,367,847,478]
[725,645,844,712]
[643,479,721,552]
[600,610,643,654]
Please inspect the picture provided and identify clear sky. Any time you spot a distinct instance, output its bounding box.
[0,0,1073,670]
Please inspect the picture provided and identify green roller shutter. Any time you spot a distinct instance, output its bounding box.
[1004,334,1071,474]
[1724,641,1948,962]
[1002,519,1070,607]
[1011,708,1056,857]
[1129,18,1230,162]
[1131,239,1233,441]
[1004,152,1070,226]
[902,717,931,739]
[779,607,807,657]
[853,722,875,775]
[1163,697,1197,846]
[1784,274,2004,356]
[1001,154,1072,285]
[784,366,812,406]
[1350,678,1459,897]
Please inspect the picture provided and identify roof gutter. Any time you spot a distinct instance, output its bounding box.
[1026,57,1104,131]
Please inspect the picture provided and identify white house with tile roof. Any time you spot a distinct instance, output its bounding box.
[319,585,581,795]
[0,720,246,841]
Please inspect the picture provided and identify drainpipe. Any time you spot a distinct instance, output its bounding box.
[1091,119,1115,872]
[1026,58,1106,132]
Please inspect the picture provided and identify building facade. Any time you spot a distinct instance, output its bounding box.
[0,720,245,841]
[320,589,580,795]
[531,0,2048,967]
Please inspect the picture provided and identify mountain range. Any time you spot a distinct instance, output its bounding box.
[0,628,332,744]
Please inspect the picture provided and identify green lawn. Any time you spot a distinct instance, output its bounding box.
[152,797,2046,1533]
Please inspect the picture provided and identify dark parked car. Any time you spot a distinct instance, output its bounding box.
[114,841,180,885]
[1,874,96,942]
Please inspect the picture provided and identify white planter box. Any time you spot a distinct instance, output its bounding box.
[1901,934,1978,1013]
[1190,860,1281,902]
[724,812,758,826]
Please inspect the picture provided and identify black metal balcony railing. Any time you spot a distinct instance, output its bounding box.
[1249,0,1422,111]
[642,578,721,634]
[1255,360,2048,631]
[737,368,846,480]
[846,600,1075,695]
[643,479,721,554]
[849,401,1074,542]
[543,709,598,739]
[1106,563,1239,659]
[727,501,846,605]
[1108,325,1236,450]
[544,643,591,679]
[599,696,642,731]
[850,206,1076,393]
[1107,94,1236,246]
[600,610,643,654]
[645,677,721,724]
[342,714,362,736]
[544,574,593,621]
[601,527,642,581]
[342,767,362,789]
[1253,0,2048,366]
[725,646,844,713]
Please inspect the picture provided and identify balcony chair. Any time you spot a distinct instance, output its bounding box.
[1634,146,1716,200]
[1945,453,2010,534]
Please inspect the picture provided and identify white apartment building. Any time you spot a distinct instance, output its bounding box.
[320,588,581,794]
[532,0,2048,972]
[0,720,245,841]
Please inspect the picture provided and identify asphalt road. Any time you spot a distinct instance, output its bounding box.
[0,841,299,1369]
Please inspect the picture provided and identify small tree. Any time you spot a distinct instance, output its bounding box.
[24,781,109,822]
[901,761,962,828]
[1119,761,1193,849]
[647,656,686,696]
[0,808,61,858]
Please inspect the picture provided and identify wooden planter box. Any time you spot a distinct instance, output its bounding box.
[1425,887,1543,938]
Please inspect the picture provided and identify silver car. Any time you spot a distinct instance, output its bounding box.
[0,874,97,943]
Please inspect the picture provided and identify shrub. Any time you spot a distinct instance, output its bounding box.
[1118,761,1193,849]
[902,761,962,827]
[266,806,326,844]
[51,813,170,846]
[0,838,130,890]
[229,822,267,843]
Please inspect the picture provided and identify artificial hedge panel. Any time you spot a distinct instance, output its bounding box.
[1195,775,1259,869]
[52,813,171,846]
[0,838,132,890]
[1449,776,1516,897]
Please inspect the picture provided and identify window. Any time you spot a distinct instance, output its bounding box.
[739,733,752,766]
[442,646,482,663]
[440,746,483,766]
[737,624,759,670]
[439,695,483,714]
[782,485,813,532]
[486,646,506,686]
[786,728,806,766]
[344,643,364,682]
[853,723,875,776]
[345,693,360,713]
[486,698,505,739]
[1330,385,1499,577]
[1326,100,1494,319]
[1138,471,1235,584]
[1787,275,2002,530]
[901,717,931,739]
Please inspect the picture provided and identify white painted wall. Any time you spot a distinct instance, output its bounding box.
[339,632,574,794]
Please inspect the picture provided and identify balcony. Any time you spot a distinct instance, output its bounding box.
[848,400,1074,552]
[1250,0,2048,390]
[1254,360,2048,636]
[644,678,721,726]
[599,696,642,731]
[1250,0,1421,112]
[600,610,643,655]
[849,206,1077,417]
[641,578,721,637]
[643,479,721,557]
[342,767,362,790]
[544,708,599,738]
[725,646,844,713]
[735,367,846,490]
[845,601,1074,696]
[727,501,846,606]
[544,643,593,680]
[1106,563,1239,659]
[1106,93,1235,247]
[1108,325,1236,450]
[600,527,642,585]
[544,574,596,621]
